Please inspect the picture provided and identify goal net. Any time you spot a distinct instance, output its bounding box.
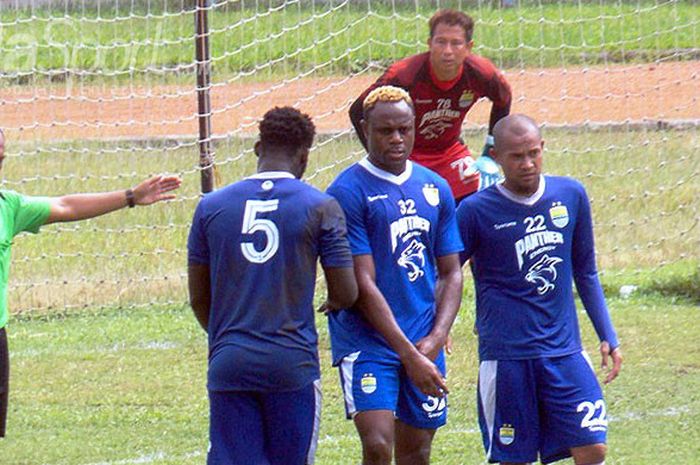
[1,0,697,314]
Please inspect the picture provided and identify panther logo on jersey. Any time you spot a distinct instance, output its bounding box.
[398,239,427,282]
[525,254,563,294]
[419,120,453,140]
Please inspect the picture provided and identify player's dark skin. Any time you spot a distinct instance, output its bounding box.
[352,99,463,465]
[491,114,622,465]
[188,141,358,331]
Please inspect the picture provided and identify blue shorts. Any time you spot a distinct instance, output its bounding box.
[208,380,321,465]
[478,352,607,464]
[338,350,447,430]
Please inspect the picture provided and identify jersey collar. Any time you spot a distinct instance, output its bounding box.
[428,59,463,91]
[358,157,414,185]
[496,175,546,206]
[246,171,296,180]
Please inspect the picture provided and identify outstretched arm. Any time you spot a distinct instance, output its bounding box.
[353,254,448,397]
[46,174,181,224]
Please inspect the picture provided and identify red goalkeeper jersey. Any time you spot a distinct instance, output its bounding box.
[350,52,511,198]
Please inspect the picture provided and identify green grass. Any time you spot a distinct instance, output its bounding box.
[0,1,698,83]
[1,291,698,464]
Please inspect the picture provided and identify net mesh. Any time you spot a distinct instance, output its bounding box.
[0,0,697,314]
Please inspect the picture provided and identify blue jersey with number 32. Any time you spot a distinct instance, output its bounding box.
[326,160,463,365]
[188,172,353,392]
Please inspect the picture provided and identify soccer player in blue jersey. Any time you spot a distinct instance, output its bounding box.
[187,107,358,465]
[327,86,464,465]
[456,114,623,465]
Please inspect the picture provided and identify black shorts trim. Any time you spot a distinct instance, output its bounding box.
[0,327,8,437]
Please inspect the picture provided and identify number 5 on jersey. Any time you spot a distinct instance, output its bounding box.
[241,199,280,263]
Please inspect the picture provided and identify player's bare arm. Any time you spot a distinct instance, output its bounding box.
[319,265,358,313]
[46,174,181,224]
[415,253,462,361]
[188,263,211,331]
[353,254,448,397]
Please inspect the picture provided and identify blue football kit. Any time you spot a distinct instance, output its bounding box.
[327,159,463,429]
[188,171,353,465]
[457,176,619,463]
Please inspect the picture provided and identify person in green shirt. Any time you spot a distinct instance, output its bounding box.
[0,129,181,437]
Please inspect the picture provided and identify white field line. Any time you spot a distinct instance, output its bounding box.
[44,450,204,465]
[14,340,181,357]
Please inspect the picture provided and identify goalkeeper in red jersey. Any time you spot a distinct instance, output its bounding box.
[350,9,512,202]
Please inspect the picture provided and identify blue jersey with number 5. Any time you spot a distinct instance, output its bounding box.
[188,172,353,392]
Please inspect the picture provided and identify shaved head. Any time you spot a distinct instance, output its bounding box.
[490,114,544,196]
[492,114,541,151]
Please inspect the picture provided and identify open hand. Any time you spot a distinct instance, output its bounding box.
[133,175,182,206]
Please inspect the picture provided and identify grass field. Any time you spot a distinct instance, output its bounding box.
[2,291,698,464]
[0,2,698,82]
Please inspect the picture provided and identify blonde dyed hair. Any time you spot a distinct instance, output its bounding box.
[362,85,413,117]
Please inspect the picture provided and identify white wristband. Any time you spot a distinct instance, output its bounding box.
[485,135,494,146]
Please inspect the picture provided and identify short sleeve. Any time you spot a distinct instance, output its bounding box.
[187,200,210,265]
[326,184,371,256]
[317,198,353,269]
[435,185,463,257]
[8,192,51,235]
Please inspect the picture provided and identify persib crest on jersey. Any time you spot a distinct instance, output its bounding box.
[398,239,427,282]
[549,202,569,228]
[422,184,440,207]
[499,424,515,445]
[458,90,474,108]
[525,254,563,295]
[361,373,377,394]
